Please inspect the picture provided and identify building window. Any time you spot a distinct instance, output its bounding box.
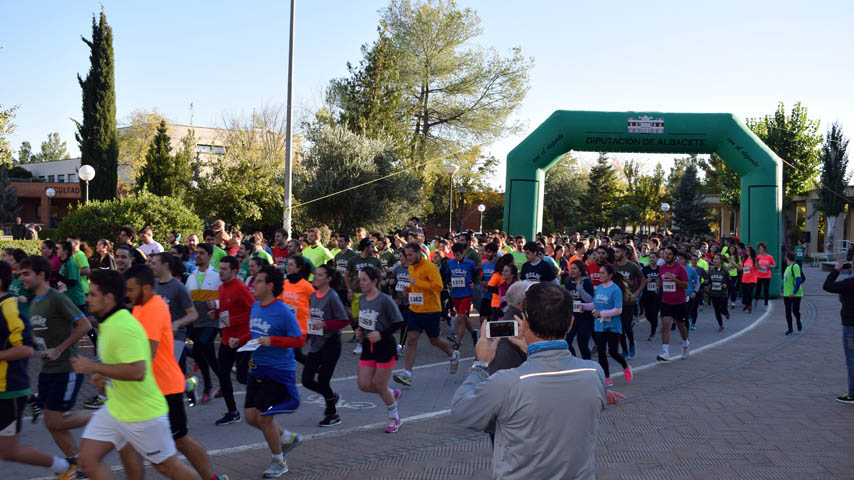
[213,146,226,155]
[196,144,212,153]
[39,176,46,181]
[48,175,55,182]
[58,175,65,182]
[68,174,76,182]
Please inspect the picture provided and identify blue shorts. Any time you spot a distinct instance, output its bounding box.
[407,311,442,338]
[37,372,84,412]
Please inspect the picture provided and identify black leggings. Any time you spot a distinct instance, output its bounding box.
[741,282,755,308]
[642,297,660,337]
[566,316,593,360]
[688,295,700,325]
[711,296,728,327]
[189,326,218,392]
[301,338,342,411]
[619,306,636,353]
[216,344,249,412]
[592,330,627,378]
[755,277,771,305]
[784,297,802,329]
[728,276,739,304]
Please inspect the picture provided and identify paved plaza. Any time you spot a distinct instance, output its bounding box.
[14,266,854,479]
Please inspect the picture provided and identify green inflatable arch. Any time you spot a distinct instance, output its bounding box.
[504,110,783,294]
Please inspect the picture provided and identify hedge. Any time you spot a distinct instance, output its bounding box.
[0,239,42,255]
[56,191,205,246]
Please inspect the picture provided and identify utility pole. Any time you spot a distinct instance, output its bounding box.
[282,0,296,236]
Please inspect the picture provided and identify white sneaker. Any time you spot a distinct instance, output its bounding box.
[353,344,363,355]
[656,352,670,362]
[681,345,690,359]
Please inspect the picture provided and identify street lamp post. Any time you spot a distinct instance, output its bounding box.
[77,164,95,203]
[45,187,56,228]
[477,204,486,234]
[282,0,296,237]
[443,163,459,235]
[661,202,671,234]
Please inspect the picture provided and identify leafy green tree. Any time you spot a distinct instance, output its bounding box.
[117,109,167,182]
[747,101,822,242]
[294,125,421,234]
[0,104,18,167]
[702,152,740,208]
[544,154,587,232]
[0,165,20,222]
[609,205,641,233]
[36,133,71,162]
[135,120,190,199]
[17,141,33,164]
[57,191,203,246]
[815,122,850,258]
[672,164,711,236]
[75,10,119,200]
[582,153,620,230]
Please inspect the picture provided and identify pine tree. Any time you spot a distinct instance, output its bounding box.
[136,120,187,198]
[75,10,119,201]
[0,165,20,223]
[672,164,711,236]
[815,123,850,257]
[582,153,619,230]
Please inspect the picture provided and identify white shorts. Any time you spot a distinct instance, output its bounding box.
[82,407,176,465]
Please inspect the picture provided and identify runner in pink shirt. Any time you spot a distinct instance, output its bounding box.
[754,242,775,308]
[656,246,691,361]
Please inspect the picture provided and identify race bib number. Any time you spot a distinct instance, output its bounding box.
[647,281,657,292]
[395,281,409,292]
[743,267,751,274]
[219,310,230,328]
[358,312,376,330]
[285,303,297,316]
[573,302,581,313]
[409,293,424,305]
[662,281,676,293]
[711,281,722,291]
[451,276,466,288]
[759,266,768,273]
[308,316,323,336]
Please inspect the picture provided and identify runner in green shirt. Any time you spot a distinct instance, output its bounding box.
[57,242,86,309]
[204,229,228,270]
[794,241,806,267]
[1,248,34,318]
[73,269,197,479]
[67,236,91,294]
[334,235,358,275]
[303,228,334,268]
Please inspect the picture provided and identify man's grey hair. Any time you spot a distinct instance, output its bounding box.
[505,280,537,308]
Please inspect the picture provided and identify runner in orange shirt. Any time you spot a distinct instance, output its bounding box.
[122,264,226,480]
[279,255,316,365]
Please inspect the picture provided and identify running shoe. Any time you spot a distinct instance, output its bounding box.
[28,395,42,423]
[397,344,405,355]
[57,464,78,480]
[201,390,213,404]
[215,411,241,426]
[647,336,654,341]
[385,417,401,433]
[670,323,676,331]
[689,324,696,331]
[628,344,636,358]
[681,345,690,359]
[797,320,803,332]
[605,377,613,387]
[353,344,363,355]
[281,433,302,457]
[262,460,288,478]
[446,333,458,343]
[83,395,105,410]
[214,476,229,480]
[393,388,402,403]
[725,313,730,320]
[393,372,413,387]
[836,394,854,404]
[656,352,670,362]
[785,328,793,336]
[319,413,341,427]
[718,326,725,332]
[623,365,633,383]
[450,350,460,374]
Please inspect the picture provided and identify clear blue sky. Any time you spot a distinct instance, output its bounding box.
[3,1,852,187]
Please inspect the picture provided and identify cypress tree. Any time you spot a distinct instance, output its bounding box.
[672,164,711,236]
[135,120,173,196]
[0,165,20,223]
[75,10,118,200]
[582,153,619,230]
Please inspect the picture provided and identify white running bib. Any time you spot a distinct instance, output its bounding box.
[409,293,424,305]
[307,316,323,336]
[662,281,676,292]
[744,266,751,274]
[573,302,581,313]
[451,276,466,288]
[759,266,767,273]
[711,281,722,291]
[358,312,376,330]
[395,281,409,292]
[219,310,230,328]
[647,281,657,292]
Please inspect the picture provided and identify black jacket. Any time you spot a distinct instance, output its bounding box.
[822,270,854,326]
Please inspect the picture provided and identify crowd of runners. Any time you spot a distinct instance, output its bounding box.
[1,217,800,479]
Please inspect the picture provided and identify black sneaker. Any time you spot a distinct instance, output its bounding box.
[28,395,42,423]
[215,411,241,426]
[83,395,105,410]
[837,394,854,404]
[318,413,341,427]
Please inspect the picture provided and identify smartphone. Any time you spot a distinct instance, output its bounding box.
[486,320,518,339]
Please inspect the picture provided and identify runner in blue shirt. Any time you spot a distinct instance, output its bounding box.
[582,264,632,387]
[478,243,499,320]
[448,243,478,350]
